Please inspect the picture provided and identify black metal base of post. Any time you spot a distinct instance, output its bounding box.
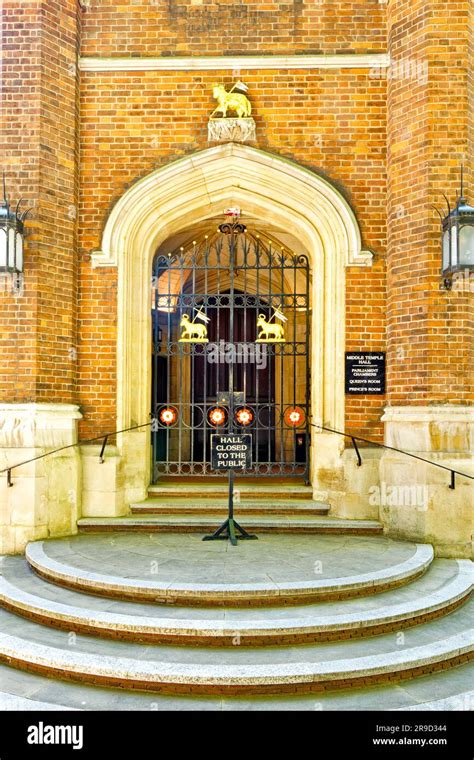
[202,518,258,547]
[204,427,258,546]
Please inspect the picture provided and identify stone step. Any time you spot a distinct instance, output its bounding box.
[148,483,313,500]
[77,515,383,536]
[0,659,473,711]
[25,537,434,606]
[1,556,471,646]
[0,598,472,695]
[131,499,330,516]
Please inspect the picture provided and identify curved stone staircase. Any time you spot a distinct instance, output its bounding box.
[0,532,472,709]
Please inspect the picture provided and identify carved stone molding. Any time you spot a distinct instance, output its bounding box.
[208,118,256,144]
[382,405,474,453]
[79,54,391,73]
[0,404,82,449]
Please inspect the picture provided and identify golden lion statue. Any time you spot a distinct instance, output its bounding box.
[212,84,252,119]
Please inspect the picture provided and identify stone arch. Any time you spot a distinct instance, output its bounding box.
[93,143,371,487]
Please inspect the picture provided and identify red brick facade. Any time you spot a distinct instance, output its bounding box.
[78,67,387,439]
[387,0,474,406]
[0,0,80,402]
[1,0,472,447]
[80,1,386,58]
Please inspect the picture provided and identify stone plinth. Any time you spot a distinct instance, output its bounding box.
[0,404,82,555]
[208,118,256,143]
[380,406,474,559]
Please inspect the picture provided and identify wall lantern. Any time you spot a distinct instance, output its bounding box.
[235,407,254,426]
[0,174,30,273]
[208,406,227,427]
[435,167,474,289]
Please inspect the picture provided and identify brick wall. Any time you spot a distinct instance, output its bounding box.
[387,0,474,405]
[3,0,472,455]
[78,68,387,440]
[0,0,81,402]
[80,0,386,58]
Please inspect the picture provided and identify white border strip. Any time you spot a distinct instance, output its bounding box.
[79,54,390,73]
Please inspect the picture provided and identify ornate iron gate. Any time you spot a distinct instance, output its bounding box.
[151,223,310,480]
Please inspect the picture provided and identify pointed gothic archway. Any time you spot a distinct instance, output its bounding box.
[92,144,372,495]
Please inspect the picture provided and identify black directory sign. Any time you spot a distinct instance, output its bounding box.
[345,352,386,394]
[210,434,252,470]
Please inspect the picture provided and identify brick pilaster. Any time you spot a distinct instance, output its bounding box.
[0,0,81,402]
[386,0,473,405]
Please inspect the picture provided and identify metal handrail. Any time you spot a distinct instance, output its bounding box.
[309,422,474,490]
[1,420,154,487]
[1,417,472,491]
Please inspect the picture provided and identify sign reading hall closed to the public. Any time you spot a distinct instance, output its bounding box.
[211,434,252,470]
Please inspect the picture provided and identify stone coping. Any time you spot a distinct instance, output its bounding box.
[382,405,474,423]
[79,54,391,73]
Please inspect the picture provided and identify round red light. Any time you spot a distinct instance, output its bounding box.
[208,406,227,427]
[235,407,254,426]
[284,406,305,427]
[159,406,178,426]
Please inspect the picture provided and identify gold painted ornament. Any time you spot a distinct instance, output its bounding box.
[178,314,209,343]
[256,313,286,343]
[210,82,252,119]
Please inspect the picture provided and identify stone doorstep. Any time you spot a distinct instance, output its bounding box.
[130,500,330,516]
[130,502,330,519]
[147,485,314,500]
[0,560,471,646]
[131,509,331,516]
[76,515,383,535]
[0,623,472,695]
[24,541,434,606]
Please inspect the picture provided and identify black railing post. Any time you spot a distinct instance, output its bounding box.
[1,419,473,494]
[99,435,109,464]
[351,437,362,467]
[308,421,474,488]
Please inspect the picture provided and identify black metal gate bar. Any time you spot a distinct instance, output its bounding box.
[151,226,311,480]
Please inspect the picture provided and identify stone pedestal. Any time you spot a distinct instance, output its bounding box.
[311,431,381,521]
[80,429,149,517]
[208,118,256,143]
[80,445,126,518]
[0,404,82,555]
[380,406,474,558]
